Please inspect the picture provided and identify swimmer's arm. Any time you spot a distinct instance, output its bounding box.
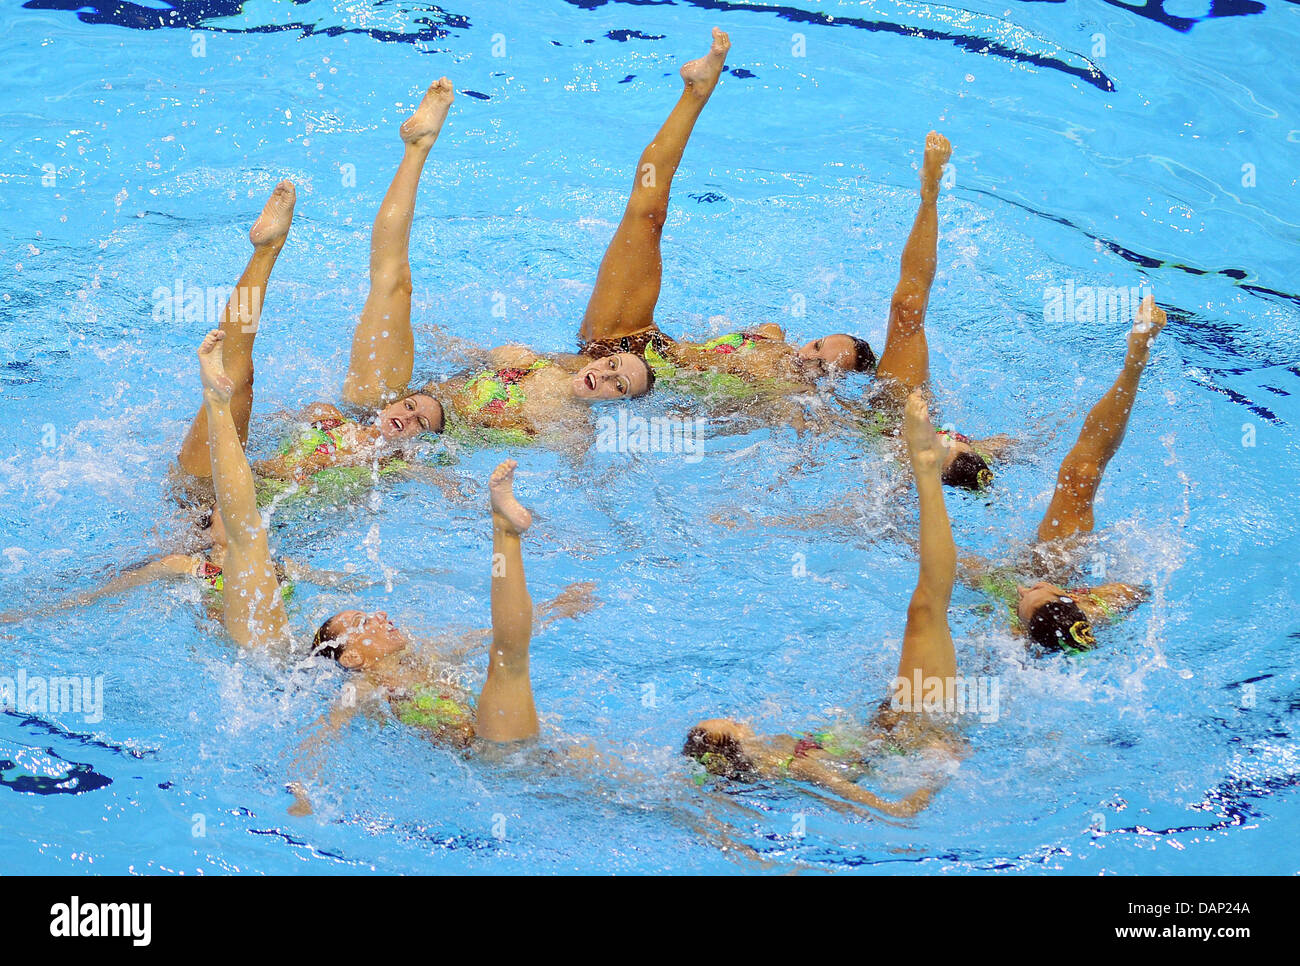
[296,402,346,426]
[1076,582,1147,623]
[548,353,587,372]
[533,581,601,631]
[252,447,359,481]
[488,344,540,369]
[278,558,381,591]
[287,687,376,816]
[970,434,1017,460]
[788,756,937,818]
[395,463,476,504]
[955,552,994,588]
[753,322,785,340]
[425,323,496,368]
[0,554,196,624]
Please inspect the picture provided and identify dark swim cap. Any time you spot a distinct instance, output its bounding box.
[943,449,993,491]
[1027,597,1096,652]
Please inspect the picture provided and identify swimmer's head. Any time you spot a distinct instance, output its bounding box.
[311,609,410,669]
[571,352,654,402]
[941,444,993,491]
[797,334,876,374]
[196,505,228,547]
[1017,583,1096,652]
[378,393,444,440]
[682,718,759,781]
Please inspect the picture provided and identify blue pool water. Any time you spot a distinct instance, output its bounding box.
[1,0,1297,874]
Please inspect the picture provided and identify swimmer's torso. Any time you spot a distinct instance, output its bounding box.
[254,406,393,481]
[446,359,584,437]
[364,656,476,747]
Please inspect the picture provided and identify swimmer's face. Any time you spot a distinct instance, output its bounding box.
[1016,582,1069,626]
[328,609,410,669]
[797,334,857,372]
[571,353,650,401]
[378,394,443,440]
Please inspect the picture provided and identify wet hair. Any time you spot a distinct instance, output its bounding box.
[942,449,994,491]
[849,336,877,373]
[428,396,446,434]
[1026,598,1096,652]
[196,508,214,531]
[310,615,346,662]
[682,726,758,781]
[633,353,656,394]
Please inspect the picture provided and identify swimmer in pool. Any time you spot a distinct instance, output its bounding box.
[194,327,582,697]
[289,457,547,780]
[571,29,876,390]
[422,27,878,442]
[409,29,750,444]
[174,179,297,487]
[0,501,365,627]
[824,130,1013,491]
[9,182,357,619]
[248,79,455,484]
[683,392,963,816]
[967,295,1169,652]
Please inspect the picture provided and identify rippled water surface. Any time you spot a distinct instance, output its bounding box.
[1,0,1297,873]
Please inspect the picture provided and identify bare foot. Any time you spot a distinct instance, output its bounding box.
[400,77,455,148]
[1128,294,1168,363]
[198,329,235,402]
[681,27,730,98]
[903,391,942,477]
[249,180,296,248]
[489,459,532,535]
[922,131,952,184]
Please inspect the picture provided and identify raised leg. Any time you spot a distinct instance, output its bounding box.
[578,28,730,345]
[475,460,539,742]
[874,132,950,405]
[177,181,295,477]
[1037,296,1168,542]
[894,392,958,689]
[342,78,454,407]
[198,330,289,647]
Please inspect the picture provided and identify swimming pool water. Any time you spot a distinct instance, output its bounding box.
[1,0,1297,874]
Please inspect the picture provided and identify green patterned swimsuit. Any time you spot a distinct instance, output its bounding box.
[391,683,476,746]
[256,416,408,505]
[645,331,802,399]
[444,359,550,447]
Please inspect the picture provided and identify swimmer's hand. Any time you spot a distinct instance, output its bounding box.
[286,781,314,817]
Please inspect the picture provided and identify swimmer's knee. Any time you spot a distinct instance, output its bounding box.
[370,266,414,298]
[626,196,668,231]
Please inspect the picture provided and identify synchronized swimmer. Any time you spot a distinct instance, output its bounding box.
[13,27,1177,822]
